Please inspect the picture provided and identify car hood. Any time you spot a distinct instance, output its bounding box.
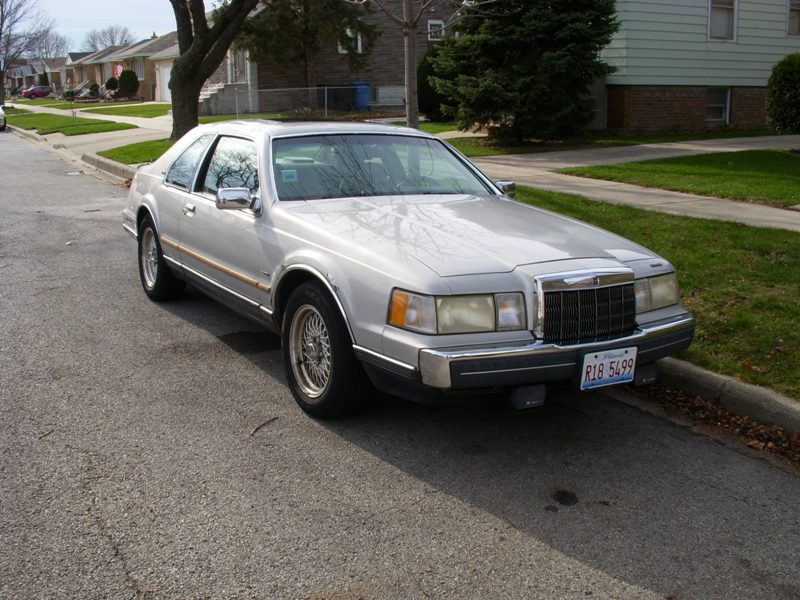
[279,194,656,277]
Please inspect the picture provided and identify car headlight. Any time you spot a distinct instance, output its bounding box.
[635,273,680,313]
[389,290,526,334]
[388,290,437,334]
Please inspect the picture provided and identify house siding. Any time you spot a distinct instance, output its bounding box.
[604,0,800,87]
[601,0,800,132]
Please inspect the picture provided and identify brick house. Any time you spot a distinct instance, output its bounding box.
[199,0,451,114]
[71,45,126,89]
[106,32,178,101]
[597,0,800,132]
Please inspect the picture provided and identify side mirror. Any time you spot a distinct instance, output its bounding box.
[495,180,516,198]
[216,187,262,216]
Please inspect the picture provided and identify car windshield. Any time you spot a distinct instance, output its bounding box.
[271,134,491,201]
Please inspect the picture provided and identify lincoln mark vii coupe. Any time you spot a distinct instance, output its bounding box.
[123,121,694,418]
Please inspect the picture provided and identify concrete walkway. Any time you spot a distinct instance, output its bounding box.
[471,134,800,234]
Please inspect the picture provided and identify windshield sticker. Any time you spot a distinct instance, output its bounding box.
[281,169,298,183]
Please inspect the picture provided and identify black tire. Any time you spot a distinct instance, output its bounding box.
[282,282,372,418]
[137,216,185,301]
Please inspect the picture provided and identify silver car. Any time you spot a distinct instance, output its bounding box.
[123,121,694,418]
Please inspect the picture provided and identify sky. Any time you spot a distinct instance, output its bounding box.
[38,0,178,51]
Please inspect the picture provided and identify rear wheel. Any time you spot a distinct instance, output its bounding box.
[138,216,185,301]
[282,282,371,418]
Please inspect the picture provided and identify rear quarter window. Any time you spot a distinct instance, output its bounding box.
[165,134,213,190]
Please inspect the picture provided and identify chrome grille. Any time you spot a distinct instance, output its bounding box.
[542,283,636,345]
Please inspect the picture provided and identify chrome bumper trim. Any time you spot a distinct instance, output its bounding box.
[122,222,137,239]
[419,314,695,388]
[353,345,417,374]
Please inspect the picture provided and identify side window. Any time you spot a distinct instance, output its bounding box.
[201,137,259,195]
[165,134,213,190]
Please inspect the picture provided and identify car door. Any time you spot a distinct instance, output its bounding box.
[158,134,214,264]
[179,134,277,312]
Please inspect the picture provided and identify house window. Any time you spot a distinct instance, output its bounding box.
[103,63,112,82]
[789,0,800,35]
[134,58,145,80]
[428,20,445,41]
[706,88,730,123]
[337,29,363,54]
[709,0,736,40]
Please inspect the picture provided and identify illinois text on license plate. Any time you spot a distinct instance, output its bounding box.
[580,347,638,390]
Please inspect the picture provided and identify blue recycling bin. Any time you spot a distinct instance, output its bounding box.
[352,81,370,110]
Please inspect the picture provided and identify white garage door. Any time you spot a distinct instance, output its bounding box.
[158,63,172,103]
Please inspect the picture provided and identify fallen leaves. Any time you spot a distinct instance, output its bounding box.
[634,383,800,468]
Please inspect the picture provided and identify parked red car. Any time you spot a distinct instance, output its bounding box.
[22,85,51,98]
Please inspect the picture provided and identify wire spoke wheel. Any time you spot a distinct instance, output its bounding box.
[140,227,159,290]
[289,304,332,400]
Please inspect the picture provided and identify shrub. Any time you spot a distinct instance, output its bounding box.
[417,49,445,121]
[766,52,800,134]
[89,82,100,98]
[431,0,618,141]
[38,72,49,86]
[64,89,75,100]
[105,76,119,91]
[118,70,140,98]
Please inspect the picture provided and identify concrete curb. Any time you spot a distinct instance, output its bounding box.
[8,124,47,143]
[658,358,800,433]
[81,153,137,180]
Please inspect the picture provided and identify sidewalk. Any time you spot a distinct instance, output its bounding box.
[472,134,800,234]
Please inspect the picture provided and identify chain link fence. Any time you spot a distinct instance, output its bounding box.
[233,85,406,120]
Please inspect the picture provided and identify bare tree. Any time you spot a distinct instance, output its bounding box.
[346,0,451,129]
[0,0,49,93]
[169,0,259,140]
[81,25,133,51]
[30,25,69,58]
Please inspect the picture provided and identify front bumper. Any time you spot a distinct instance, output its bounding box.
[418,313,694,389]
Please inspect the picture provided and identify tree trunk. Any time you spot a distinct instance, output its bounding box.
[402,0,419,129]
[170,75,202,139]
[304,48,317,110]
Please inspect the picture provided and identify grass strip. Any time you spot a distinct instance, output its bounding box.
[8,112,136,135]
[81,103,172,118]
[516,186,800,400]
[445,129,782,157]
[54,122,137,136]
[560,150,800,208]
[390,120,459,134]
[98,138,175,164]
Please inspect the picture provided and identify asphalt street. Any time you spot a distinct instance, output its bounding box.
[1,132,799,599]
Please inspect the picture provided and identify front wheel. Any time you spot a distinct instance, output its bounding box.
[282,282,371,418]
[137,216,185,301]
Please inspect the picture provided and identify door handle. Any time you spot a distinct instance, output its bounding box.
[182,203,196,215]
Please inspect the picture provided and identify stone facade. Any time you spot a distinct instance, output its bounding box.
[605,85,767,133]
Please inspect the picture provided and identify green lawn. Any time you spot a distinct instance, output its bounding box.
[390,120,459,134]
[560,150,800,208]
[517,186,800,400]
[2,106,30,115]
[40,100,146,111]
[81,103,172,118]
[7,112,136,136]
[98,138,175,164]
[8,97,61,105]
[445,129,782,157]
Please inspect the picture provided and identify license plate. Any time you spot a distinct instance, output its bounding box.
[580,347,638,390]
